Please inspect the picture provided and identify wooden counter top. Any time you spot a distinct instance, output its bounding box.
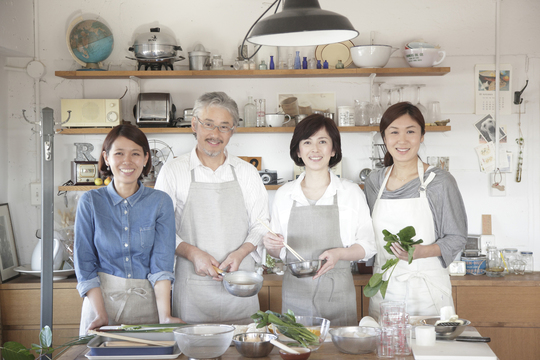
[2,272,539,289]
[57,341,411,360]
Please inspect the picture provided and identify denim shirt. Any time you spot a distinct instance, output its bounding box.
[74,180,176,297]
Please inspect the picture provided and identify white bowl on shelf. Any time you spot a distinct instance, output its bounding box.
[350,45,398,68]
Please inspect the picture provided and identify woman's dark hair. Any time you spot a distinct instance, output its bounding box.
[98,124,152,179]
[379,102,425,167]
[290,114,342,168]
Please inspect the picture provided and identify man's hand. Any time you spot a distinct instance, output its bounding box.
[263,231,285,258]
[182,244,221,279]
[220,243,256,272]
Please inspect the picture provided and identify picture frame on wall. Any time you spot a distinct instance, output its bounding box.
[0,203,20,283]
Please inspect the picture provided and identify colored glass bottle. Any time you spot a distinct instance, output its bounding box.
[323,60,329,69]
[335,60,344,69]
[259,60,267,70]
[294,51,301,69]
[269,56,275,70]
[317,60,322,69]
[302,57,307,69]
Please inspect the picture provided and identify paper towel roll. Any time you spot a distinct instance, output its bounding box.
[415,325,436,346]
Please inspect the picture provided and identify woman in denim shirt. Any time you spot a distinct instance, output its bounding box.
[75,124,182,334]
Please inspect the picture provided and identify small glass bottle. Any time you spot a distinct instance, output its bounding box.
[316,60,322,69]
[302,57,307,69]
[323,60,329,69]
[244,96,257,127]
[211,55,223,70]
[287,54,294,69]
[370,95,383,125]
[308,58,316,69]
[233,58,242,70]
[294,51,301,69]
[269,56,275,70]
[256,99,266,127]
[259,60,267,70]
[242,59,250,70]
[335,60,345,69]
[249,59,256,70]
[520,251,534,273]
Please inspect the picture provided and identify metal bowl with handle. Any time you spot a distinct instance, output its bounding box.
[219,269,264,297]
[286,259,325,278]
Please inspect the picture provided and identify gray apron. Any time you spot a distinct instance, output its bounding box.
[79,272,158,335]
[173,166,259,324]
[282,194,357,326]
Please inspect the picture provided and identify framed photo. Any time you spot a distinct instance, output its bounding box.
[0,204,19,282]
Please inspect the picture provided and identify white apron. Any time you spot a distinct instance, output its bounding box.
[368,158,453,321]
[79,272,158,335]
[282,194,357,326]
[173,166,259,324]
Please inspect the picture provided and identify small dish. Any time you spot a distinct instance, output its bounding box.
[315,41,354,69]
[14,264,75,281]
[278,347,311,360]
[435,120,450,126]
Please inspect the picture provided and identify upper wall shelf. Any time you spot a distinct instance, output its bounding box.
[57,125,450,135]
[54,67,450,80]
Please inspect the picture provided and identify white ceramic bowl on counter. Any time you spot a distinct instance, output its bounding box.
[350,45,398,68]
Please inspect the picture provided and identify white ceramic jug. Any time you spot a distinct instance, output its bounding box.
[31,238,64,271]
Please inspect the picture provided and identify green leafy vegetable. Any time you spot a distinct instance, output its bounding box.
[251,310,319,348]
[364,226,423,299]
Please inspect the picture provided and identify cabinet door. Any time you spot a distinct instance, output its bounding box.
[473,326,540,360]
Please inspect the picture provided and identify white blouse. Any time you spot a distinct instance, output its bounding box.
[270,170,377,262]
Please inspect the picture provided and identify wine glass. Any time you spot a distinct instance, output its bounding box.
[414,84,428,119]
[395,84,409,103]
[383,87,393,111]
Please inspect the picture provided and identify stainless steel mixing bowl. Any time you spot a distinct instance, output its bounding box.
[286,259,324,278]
[232,332,277,358]
[421,317,471,340]
[222,270,264,297]
[329,326,380,354]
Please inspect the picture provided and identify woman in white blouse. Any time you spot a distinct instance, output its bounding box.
[263,114,376,326]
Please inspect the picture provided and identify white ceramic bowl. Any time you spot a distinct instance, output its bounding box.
[173,324,235,358]
[350,45,398,68]
[404,48,446,68]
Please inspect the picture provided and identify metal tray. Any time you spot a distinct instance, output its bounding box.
[87,332,176,356]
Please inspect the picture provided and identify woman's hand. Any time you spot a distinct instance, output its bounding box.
[87,313,109,333]
[161,316,186,324]
[390,242,416,261]
[263,231,285,258]
[314,248,342,279]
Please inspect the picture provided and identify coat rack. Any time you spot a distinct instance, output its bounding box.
[22,107,70,339]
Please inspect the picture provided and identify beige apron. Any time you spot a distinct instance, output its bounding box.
[173,166,258,324]
[79,272,158,335]
[369,158,453,321]
[282,194,357,326]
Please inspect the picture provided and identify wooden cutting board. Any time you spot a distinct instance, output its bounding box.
[412,328,497,359]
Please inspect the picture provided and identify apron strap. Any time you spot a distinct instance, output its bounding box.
[377,159,437,200]
[109,288,149,322]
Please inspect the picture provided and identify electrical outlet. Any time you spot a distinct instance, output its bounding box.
[30,183,41,206]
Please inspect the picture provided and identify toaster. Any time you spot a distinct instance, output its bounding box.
[134,93,176,127]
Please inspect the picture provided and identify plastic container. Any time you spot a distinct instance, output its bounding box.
[460,254,486,275]
[520,251,534,273]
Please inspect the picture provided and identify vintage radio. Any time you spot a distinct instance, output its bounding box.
[61,99,121,127]
[71,161,99,185]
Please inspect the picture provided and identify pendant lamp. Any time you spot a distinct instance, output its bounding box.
[247,0,358,47]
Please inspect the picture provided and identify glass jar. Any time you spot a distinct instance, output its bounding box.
[211,55,223,70]
[244,96,257,127]
[335,60,345,69]
[259,60,267,70]
[501,248,519,273]
[520,251,534,273]
[486,246,504,277]
[249,59,256,70]
[242,60,250,70]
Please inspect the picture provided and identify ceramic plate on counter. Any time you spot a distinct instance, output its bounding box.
[14,264,75,280]
[315,41,354,68]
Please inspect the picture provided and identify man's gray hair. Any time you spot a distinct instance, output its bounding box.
[193,92,240,127]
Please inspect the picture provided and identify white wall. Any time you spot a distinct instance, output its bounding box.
[2,0,539,269]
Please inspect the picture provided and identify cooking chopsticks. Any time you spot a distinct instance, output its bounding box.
[256,218,305,262]
[88,330,173,347]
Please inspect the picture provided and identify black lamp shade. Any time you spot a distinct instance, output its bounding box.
[247,0,359,46]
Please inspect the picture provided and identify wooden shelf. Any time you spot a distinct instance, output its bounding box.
[55,67,450,80]
[57,125,450,135]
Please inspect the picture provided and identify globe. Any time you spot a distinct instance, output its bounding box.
[69,20,114,70]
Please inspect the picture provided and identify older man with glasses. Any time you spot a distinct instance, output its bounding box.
[155,92,269,324]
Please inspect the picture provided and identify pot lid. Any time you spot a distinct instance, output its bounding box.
[132,27,177,46]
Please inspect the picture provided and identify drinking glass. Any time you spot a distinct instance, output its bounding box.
[378,327,395,358]
[383,88,393,111]
[354,100,372,126]
[395,84,409,102]
[379,300,407,327]
[394,324,412,356]
[414,84,428,118]
[427,101,441,123]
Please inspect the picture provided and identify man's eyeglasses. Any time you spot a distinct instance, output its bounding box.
[196,117,235,133]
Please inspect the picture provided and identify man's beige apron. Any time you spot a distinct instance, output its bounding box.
[79,272,158,335]
[173,167,258,324]
[282,194,357,326]
[369,158,453,321]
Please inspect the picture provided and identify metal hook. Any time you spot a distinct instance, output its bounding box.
[22,109,40,125]
[513,80,528,105]
[57,110,71,125]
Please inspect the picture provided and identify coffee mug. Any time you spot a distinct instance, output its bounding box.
[280,97,299,116]
[265,114,291,127]
[404,48,446,68]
